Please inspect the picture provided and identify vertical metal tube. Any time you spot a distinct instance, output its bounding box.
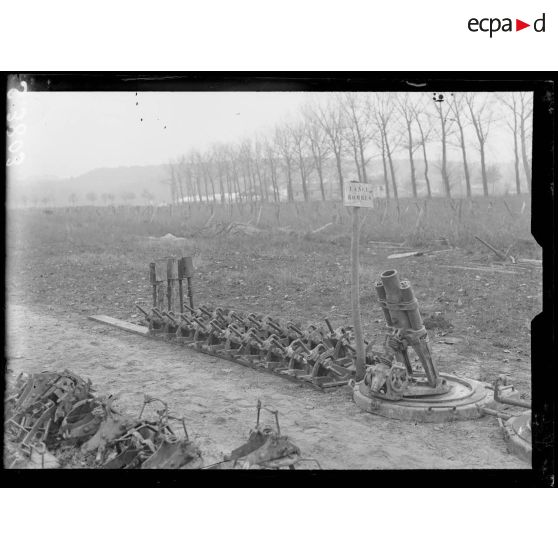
[187,277,194,311]
[167,278,172,311]
[149,262,157,308]
[380,269,411,329]
[375,280,393,326]
[180,256,195,312]
[178,279,184,314]
[399,280,423,330]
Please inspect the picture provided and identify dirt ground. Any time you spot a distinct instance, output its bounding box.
[6,303,527,469]
[5,207,539,469]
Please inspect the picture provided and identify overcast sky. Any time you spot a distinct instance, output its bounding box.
[8,91,526,181]
[9,92,310,180]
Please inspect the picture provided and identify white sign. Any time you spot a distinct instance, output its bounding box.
[343,181,376,207]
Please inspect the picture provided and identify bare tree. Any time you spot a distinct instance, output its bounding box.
[432,93,454,197]
[447,93,473,197]
[372,93,401,201]
[237,140,257,202]
[412,102,434,198]
[186,150,204,203]
[518,92,533,192]
[68,192,78,206]
[302,109,331,201]
[211,143,228,204]
[374,120,391,200]
[341,93,375,183]
[193,150,212,203]
[345,124,363,181]
[289,122,313,202]
[182,152,195,203]
[227,144,244,203]
[200,150,217,203]
[274,125,295,202]
[173,157,185,203]
[164,160,180,204]
[397,93,423,198]
[465,93,495,197]
[253,137,269,202]
[485,164,502,195]
[499,92,522,195]
[312,97,346,199]
[263,137,281,203]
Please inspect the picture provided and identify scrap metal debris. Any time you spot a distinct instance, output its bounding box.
[4,371,201,469]
[479,376,532,464]
[102,395,202,469]
[5,370,95,463]
[205,400,321,470]
[5,372,315,470]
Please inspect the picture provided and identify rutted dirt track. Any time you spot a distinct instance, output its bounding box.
[6,304,527,469]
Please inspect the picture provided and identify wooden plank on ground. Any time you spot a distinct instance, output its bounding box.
[440,265,519,275]
[89,315,149,336]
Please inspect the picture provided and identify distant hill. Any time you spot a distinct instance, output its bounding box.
[8,164,170,207]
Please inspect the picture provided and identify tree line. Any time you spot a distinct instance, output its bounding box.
[165,91,533,205]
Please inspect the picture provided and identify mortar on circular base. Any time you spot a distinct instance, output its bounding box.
[353,374,494,422]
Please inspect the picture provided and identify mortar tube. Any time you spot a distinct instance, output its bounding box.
[166,278,172,311]
[186,277,194,311]
[380,270,412,330]
[178,279,184,315]
[399,280,423,331]
[181,256,194,279]
[149,263,157,308]
[375,280,393,326]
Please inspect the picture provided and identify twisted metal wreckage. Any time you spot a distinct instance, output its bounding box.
[5,371,312,470]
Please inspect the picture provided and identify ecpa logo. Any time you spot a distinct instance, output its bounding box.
[468,13,546,37]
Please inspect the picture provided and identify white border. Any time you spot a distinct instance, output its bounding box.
[1,2,556,70]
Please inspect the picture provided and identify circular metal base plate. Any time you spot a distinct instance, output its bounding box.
[353,374,494,422]
[503,412,531,464]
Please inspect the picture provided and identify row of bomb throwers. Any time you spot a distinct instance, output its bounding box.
[5,369,315,469]
[136,258,531,459]
[137,260,454,399]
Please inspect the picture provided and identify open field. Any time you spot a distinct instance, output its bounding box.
[5,197,540,468]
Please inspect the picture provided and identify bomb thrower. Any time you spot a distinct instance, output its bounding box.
[361,269,450,401]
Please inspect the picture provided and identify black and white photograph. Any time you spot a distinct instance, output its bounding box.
[5,74,552,474]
